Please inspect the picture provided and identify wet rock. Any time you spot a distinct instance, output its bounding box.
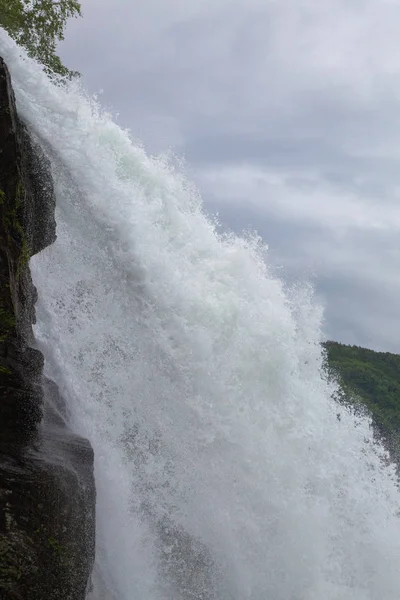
[0,57,95,599]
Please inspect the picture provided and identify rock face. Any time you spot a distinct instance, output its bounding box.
[0,57,95,599]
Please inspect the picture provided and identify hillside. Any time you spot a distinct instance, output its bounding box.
[323,341,400,448]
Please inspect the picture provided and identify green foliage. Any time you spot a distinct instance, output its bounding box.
[323,341,400,438]
[0,307,15,330]
[48,537,64,554]
[0,0,82,78]
[0,305,15,344]
[1,180,31,270]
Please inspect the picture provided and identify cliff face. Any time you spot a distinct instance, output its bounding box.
[0,58,95,599]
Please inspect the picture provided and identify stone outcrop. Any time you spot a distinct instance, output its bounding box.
[0,57,95,599]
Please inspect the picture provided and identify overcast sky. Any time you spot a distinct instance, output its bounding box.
[59,0,400,353]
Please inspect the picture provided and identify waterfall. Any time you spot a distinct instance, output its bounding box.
[2,30,400,600]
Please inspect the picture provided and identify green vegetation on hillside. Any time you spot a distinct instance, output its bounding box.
[0,0,82,77]
[323,341,400,441]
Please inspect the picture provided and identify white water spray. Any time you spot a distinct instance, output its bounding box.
[2,32,400,600]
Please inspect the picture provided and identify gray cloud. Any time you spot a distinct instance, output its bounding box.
[59,0,400,351]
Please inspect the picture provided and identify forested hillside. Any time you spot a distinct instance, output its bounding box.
[323,341,400,447]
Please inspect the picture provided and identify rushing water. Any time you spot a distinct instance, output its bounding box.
[2,31,400,600]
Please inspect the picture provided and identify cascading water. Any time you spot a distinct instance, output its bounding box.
[2,31,400,600]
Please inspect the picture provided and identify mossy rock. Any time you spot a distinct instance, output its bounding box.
[0,57,95,599]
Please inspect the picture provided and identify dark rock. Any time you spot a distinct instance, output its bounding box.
[0,57,95,599]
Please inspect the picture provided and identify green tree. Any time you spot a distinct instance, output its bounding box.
[0,0,82,78]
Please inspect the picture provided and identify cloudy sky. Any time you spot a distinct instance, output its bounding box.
[59,0,400,353]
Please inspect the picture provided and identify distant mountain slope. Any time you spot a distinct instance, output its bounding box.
[323,341,400,449]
